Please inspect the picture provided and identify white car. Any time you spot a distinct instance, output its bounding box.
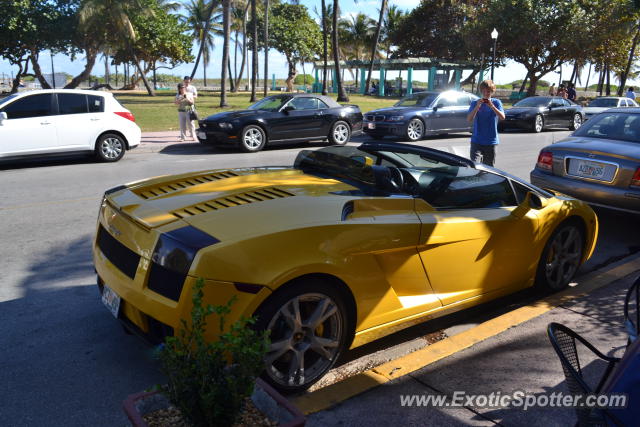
[0,89,141,162]
[583,96,638,121]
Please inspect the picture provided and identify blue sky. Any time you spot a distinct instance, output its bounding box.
[0,0,630,87]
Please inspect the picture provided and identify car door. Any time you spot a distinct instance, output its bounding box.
[451,94,475,131]
[268,97,323,140]
[55,93,95,149]
[414,168,539,305]
[430,94,459,131]
[546,98,566,126]
[0,93,57,156]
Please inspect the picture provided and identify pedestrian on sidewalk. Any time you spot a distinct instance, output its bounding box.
[467,79,505,167]
[567,82,577,102]
[627,87,637,100]
[183,76,198,102]
[549,83,556,96]
[174,83,196,141]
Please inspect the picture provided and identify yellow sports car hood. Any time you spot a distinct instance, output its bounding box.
[106,167,363,240]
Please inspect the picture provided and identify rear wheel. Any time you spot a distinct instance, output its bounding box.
[254,280,350,393]
[535,222,584,291]
[95,133,125,162]
[240,125,266,152]
[569,113,582,131]
[329,121,351,145]
[533,114,544,133]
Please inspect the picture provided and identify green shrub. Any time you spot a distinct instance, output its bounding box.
[294,74,314,85]
[159,278,269,427]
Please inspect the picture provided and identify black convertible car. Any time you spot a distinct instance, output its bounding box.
[501,96,584,133]
[197,94,363,152]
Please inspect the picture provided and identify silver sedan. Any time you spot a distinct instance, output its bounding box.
[530,108,640,214]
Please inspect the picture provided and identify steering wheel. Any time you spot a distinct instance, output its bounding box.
[387,167,404,192]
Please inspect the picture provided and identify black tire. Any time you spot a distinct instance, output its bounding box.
[532,114,544,133]
[569,113,582,131]
[329,121,351,145]
[253,279,351,393]
[535,221,584,292]
[240,125,267,152]
[95,133,125,162]
[405,118,425,141]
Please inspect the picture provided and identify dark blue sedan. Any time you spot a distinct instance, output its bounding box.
[363,90,479,141]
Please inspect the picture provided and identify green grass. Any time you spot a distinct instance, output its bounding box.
[113,90,399,132]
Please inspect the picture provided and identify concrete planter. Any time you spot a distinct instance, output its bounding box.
[123,378,305,427]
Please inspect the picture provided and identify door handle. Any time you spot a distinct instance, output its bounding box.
[90,118,101,121]
[40,121,52,125]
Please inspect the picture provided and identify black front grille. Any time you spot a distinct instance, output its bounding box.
[147,262,187,301]
[365,115,385,122]
[97,225,140,279]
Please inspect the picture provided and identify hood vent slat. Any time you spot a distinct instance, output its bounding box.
[135,171,241,199]
[171,187,295,218]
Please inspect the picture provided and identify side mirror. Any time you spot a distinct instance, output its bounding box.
[512,191,547,218]
[0,112,6,121]
[528,192,545,209]
[282,105,294,113]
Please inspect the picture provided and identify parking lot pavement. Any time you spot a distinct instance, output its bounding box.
[298,255,640,426]
[135,131,200,153]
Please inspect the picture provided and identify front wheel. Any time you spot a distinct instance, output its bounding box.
[535,222,584,291]
[254,280,350,393]
[329,121,351,145]
[569,113,582,131]
[95,133,125,162]
[533,114,544,133]
[240,125,266,152]
[405,118,424,141]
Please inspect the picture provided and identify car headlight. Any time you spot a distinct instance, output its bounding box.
[386,116,404,122]
[148,226,219,301]
[219,122,233,130]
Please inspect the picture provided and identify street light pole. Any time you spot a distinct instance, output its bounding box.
[490,28,498,81]
[50,50,56,89]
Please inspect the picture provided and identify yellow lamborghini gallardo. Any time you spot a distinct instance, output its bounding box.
[93,142,598,392]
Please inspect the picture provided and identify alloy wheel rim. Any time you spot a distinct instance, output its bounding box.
[265,293,342,388]
[244,128,263,149]
[545,227,582,289]
[535,116,543,132]
[407,120,423,140]
[574,115,582,129]
[333,124,349,143]
[101,137,123,159]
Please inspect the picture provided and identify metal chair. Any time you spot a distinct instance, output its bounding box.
[623,275,640,346]
[547,322,622,426]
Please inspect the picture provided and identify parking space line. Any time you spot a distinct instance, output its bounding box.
[293,254,640,415]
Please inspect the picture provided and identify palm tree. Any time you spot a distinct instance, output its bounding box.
[313,2,333,94]
[79,0,156,95]
[221,0,231,106]
[332,0,348,102]
[231,2,249,91]
[339,13,375,88]
[263,0,269,97]
[250,0,258,101]
[183,0,222,81]
[365,0,386,94]
[381,4,404,58]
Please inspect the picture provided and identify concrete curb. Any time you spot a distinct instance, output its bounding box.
[293,253,640,415]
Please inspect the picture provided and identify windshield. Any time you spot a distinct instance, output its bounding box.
[394,93,437,107]
[587,98,619,108]
[573,112,640,143]
[514,97,550,107]
[0,94,18,108]
[248,95,290,111]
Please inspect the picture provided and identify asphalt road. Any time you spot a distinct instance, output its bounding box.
[1,131,638,425]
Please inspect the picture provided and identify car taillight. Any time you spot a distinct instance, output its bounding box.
[536,151,553,171]
[631,167,640,187]
[114,112,135,122]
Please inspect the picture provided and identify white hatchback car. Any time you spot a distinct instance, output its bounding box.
[0,89,141,162]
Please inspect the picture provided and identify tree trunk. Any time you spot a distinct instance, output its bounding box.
[519,70,530,93]
[263,0,269,97]
[204,63,207,87]
[618,22,640,96]
[250,0,258,101]
[10,59,27,94]
[526,72,539,96]
[321,0,328,95]
[605,62,611,96]
[332,0,348,102]
[234,5,249,91]
[233,28,239,91]
[105,54,110,85]
[64,48,98,89]
[30,54,52,89]
[190,0,219,79]
[131,52,155,96]
[597,63,604,95]
[365,0,386,95]
[228,59,235,91]
[557,63,563,86]
[221,0,230,107]
[584,63,591,91]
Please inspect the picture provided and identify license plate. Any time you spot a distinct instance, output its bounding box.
[575,160,605,178]
[198,131,206,139]
[367,122,376,129]
[101,285,121,318]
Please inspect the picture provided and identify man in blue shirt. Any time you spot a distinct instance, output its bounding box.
[627,87,637,101]
[467,79,505,166]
